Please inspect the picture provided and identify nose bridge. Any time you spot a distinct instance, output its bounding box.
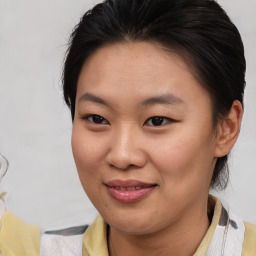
[114,124,134,150]
[107,123,146,169]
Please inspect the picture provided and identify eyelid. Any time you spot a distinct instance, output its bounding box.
[80,114,110,125]
[144,116,174,127]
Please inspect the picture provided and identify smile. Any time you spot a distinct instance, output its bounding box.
[105,180,157,203]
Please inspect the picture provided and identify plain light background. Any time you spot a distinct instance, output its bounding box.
[0,0,255,229]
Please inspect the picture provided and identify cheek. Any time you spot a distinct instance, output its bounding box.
[71,126,106,182]
[71,126,109,207]
[149,128,215,188]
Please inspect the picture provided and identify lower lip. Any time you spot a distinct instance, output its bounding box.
[107,186,156,203]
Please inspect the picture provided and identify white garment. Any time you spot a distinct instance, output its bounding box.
[206,208,245,256]
[40,233,84,256]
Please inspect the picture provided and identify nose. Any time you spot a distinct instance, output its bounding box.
[106,126,147,170]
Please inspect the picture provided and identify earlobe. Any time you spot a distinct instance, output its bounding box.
[214,100,243,157]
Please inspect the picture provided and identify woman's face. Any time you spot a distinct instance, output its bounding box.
[72,42,218,235]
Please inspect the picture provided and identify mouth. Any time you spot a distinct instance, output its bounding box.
[105,179,157,203]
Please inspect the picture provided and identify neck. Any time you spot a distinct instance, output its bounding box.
[108,199,211,256]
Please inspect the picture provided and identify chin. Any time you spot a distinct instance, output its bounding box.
[111,222,153,235]
[104,212,161,235]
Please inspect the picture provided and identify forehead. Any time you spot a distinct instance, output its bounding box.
[77,41,211,107]
[79,41,188,85]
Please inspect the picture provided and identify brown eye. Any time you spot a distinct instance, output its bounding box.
[145,116,171,126]
[83,114,109,124]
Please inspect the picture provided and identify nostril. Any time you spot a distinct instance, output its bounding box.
[109,163,136,170]
[106,142,147,170]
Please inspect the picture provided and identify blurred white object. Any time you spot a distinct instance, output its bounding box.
[0,154,8,182]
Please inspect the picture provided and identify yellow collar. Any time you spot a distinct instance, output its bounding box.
[83,214,109,256]
[193,196,222,255]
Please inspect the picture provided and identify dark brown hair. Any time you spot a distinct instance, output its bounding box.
[63,0,246,190]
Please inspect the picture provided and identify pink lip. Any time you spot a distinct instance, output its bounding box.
[105,179,157,203]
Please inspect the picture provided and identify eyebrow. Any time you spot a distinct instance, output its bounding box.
[78,92,183,108]
[141,93,183,106]
[78,93,111,107]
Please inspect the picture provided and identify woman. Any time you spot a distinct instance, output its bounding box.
[0,0,255,255]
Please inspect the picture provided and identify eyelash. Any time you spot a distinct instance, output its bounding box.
[145,116,172,126]
[81,114,109,125]
[80,114,174,127]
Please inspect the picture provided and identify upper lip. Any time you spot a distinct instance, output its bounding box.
[105,179,157,188]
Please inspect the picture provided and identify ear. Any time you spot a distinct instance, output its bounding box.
[214,100,243,157]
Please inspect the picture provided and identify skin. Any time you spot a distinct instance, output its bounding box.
[72,42,243,256]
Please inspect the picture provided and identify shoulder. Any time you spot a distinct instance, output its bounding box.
[0,199,40,256]
[0,198,89,256]
[242,221,256,255]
